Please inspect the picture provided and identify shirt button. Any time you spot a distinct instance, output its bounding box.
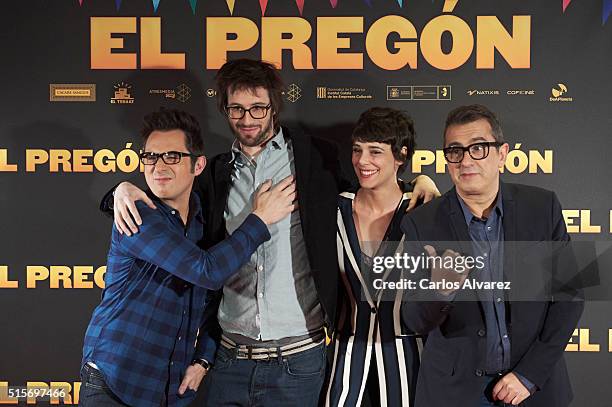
[171,210,176,215]
[483,253,488,258]
[258,265,263,272]
[475,369,485,377]
[178,336,182,341]
[170,361,174,366]
[487,226,492,231]
[503,334,509,339]
[496,297,503,303]
[183,310,186,316]
[258,293,264,298]
[477,329,486,337]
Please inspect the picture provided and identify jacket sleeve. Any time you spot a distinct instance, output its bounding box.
[99,182,121,217]
[512,192,584,389]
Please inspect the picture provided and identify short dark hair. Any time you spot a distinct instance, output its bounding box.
[140,108,204,170]
[215,58,284,131]
[352,107,417,173]
[444,104,504,145]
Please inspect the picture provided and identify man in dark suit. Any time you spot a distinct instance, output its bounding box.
[400,104,583,407]
[106,59,439,405]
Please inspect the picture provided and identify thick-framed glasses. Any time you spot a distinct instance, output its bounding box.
[225,104,271,120]
[139,151,200,165]
[442,141,503,163]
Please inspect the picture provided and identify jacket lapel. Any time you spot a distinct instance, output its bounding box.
[212,156,232,235]
[447,188,473,254]
[286,128,312,237]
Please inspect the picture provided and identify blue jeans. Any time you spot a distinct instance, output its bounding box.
[78,365,128,407]
[201,342,326,406]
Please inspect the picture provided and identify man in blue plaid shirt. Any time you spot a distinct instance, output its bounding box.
[80,109,297,407]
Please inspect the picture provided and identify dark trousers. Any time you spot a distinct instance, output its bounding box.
[201,342,326,407]
[78,364,128,407]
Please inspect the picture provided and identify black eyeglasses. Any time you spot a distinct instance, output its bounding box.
[139,151,200,165]
[442,141,503,163]
[225,104,271,120]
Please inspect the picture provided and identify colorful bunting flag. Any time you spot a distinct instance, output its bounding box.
[225,0,236,15]
[562,0,571,12]
[69,0,612,26]
[259,0,268,16]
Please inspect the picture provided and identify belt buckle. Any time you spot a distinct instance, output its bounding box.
[260,349,273,361]
[242,346,274,360]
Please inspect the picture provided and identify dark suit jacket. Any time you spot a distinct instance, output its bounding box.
[400,182,583,407]
[194,126,345,333]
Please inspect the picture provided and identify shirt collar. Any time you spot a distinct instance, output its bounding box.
[146,190,203,224]
[456,189,503,225]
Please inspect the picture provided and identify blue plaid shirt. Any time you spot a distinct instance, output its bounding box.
[82,193,270,407]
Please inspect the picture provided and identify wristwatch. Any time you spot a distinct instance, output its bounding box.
[191,358,211,370]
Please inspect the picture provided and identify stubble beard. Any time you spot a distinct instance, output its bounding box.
[231,118,275,148]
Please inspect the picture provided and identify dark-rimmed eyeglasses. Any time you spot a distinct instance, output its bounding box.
[139,151,200,165]
[225,104,271,120]
[442,141,503,163]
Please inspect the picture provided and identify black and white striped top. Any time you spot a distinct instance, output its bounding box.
[324,188,424,407]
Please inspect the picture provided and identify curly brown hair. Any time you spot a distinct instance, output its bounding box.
[215,59,284,132]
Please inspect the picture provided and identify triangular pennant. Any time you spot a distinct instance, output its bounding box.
[152,0,161,12]
[397,0,403,6]
[562,0,571,12]
[442,0,458,12]
[225,0,235,15]
[189,0,197,14]
[604,0,612,24]
[296,0,304,15]
[330,0,338,7]
[115,0,122,10]
[259,0,268,15]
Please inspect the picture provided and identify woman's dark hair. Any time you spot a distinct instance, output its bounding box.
[352,107,416,171]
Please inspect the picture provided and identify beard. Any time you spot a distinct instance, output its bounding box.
[229,117,275,148]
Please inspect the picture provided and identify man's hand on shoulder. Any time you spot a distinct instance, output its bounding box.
[407,175,441,211]
[114,181,156,236]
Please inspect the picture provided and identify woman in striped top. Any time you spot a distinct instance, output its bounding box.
[324,107,436,407]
